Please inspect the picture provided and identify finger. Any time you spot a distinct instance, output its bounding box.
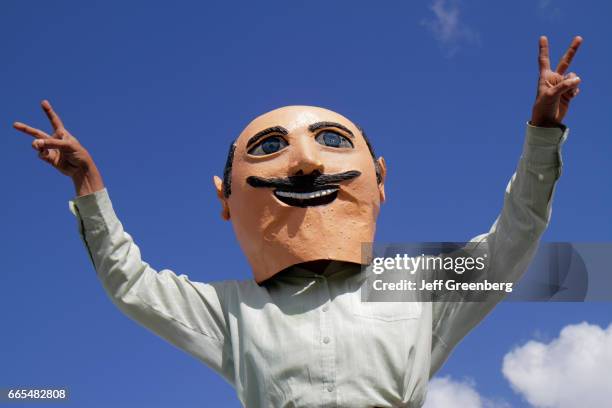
[41,100,65,130]
[556,36,583,74]
[561,72,578,88]
[13,122,51,139]
[558,87,578,121]
[32,137,73,151]
[562,87,580,100]
[551,75,581,96]
[538,36,551,72]
[38,149,59,164]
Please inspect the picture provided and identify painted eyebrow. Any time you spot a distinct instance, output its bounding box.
[308,121,355,138]
[246,126,289,149]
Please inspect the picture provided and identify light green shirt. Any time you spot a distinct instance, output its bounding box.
[68,123,568,407]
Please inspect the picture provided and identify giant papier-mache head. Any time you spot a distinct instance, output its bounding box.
[213,106,387,283]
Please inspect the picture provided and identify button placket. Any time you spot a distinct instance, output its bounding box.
[317,275,336,399]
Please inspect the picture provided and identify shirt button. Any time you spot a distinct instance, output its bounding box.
[327,385,334,392]
[322,305,329,312]
[323,336,330,344]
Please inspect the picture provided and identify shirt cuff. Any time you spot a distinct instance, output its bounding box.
[68,187,114,231]
[521,121,569,166]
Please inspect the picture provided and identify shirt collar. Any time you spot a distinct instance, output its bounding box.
[266,261,362,282]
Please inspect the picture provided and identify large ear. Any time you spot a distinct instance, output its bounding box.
[213,176,231,220]
[376,156,387,203]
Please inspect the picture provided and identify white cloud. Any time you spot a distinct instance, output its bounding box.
[424,376,510,408]
[502,322,612,408]
[421,0,480,58]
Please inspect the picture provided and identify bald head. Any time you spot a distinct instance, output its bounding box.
[241,106,359,140]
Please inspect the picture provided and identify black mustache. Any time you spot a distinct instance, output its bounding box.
[247,170,361,190]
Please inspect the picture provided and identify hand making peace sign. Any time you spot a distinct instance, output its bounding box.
[14,100,104,196]
[13,100,94,177]
[530,35,583,127]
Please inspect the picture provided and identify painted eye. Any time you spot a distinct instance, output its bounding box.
[248,136,288,156]
[315,131,353,148]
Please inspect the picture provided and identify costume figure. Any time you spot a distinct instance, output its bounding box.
[15,36,582,407]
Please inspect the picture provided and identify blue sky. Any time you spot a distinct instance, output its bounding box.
[2,1,611,407]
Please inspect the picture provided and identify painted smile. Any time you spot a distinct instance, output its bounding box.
[273,186,339,207]
[246,170,360,208]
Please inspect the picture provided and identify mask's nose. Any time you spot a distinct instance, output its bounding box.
[288,136,324,176]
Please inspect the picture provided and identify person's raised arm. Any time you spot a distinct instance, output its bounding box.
[430,35,583,376]
[14,103,233,381]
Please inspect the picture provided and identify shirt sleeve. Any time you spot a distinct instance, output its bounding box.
[429,121,569,376]
[68,188,234,383]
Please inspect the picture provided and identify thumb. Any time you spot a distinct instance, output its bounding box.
[38,149,58,164]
